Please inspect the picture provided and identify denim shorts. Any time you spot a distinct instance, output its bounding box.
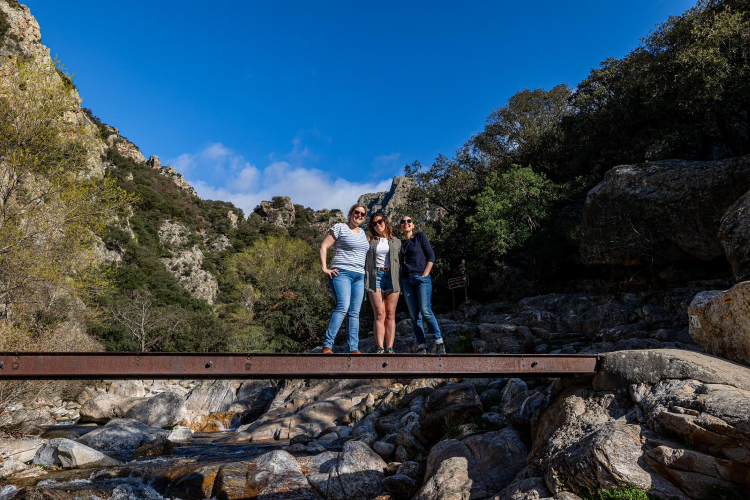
[375,270,394,292]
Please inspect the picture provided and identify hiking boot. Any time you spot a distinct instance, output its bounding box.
[350,350,362,354]
[322,347,333,354]
[386,347,395,354]
[376,347,385,354]
[417,347,428,355]
[436,343,447,355]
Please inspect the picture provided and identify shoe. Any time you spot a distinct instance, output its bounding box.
[436,343,447,355]
[350,350,362,354]
[417,347,428,355]
[322,347,333,354]
[386,348,395,354]
[376,347,385,354]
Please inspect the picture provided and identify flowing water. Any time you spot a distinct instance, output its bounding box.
[0,427,285,500]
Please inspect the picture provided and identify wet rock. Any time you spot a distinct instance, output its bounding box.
[77,418,168,452]
[133,436,174,457]
[34,438,119,468]
[688,282,750,367]
[78,393,143,424]
[420,382,483,442]
[414,429,527,500]
[167,463,222,499]
[326,440,387,500]
[124,391,187,428]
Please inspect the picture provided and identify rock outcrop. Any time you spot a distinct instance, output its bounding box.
[688,281,750,367]
[580,156,750,267]
[719,190,750,282]
[255,197,296,228]
[0,0,49,62]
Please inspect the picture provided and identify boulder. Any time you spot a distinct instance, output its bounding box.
[133,435,174,457]
[0,456,26,479]
[78,393,143,423]
[34,438,119,468]
[384,474,419,500]
[494,475,552,500]
[420,382,483,442]
[0,437,46,463]
[414,429,527,500]
[255,197,295,229]
[214,450,314,500]
[580,156,750,267]
[297,451,339,497]
[124,391,187,428]
[719,190,750,282]
[688,282,750,366]
[326,440,387,500]
[168,426,193,442]
[184,380,239,414]
[77,418,168,452]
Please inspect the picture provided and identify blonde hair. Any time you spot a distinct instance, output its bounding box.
[348,203,367,220]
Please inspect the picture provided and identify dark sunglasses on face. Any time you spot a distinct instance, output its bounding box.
[372,219,386,226]
[352,211,366,217]
[400,219,413,225]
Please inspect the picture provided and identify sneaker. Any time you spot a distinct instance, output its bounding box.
[417,347,428,355]
[386,348,395,354]
[322,347,333,354]
[376,347,385,354]
[436,343,447,355]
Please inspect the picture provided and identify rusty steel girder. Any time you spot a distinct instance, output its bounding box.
[0,352,600,380]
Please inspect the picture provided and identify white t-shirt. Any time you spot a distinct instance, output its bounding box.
[375,237,390,268]
[329,223,369,274]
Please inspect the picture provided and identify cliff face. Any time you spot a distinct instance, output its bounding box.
[358,176,417,219]
[0,0,48,60]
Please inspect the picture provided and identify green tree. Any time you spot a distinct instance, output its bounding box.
[467,166,560,256]
[0,57,130,327]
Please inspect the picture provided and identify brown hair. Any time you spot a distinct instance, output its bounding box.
[368,211,393,239]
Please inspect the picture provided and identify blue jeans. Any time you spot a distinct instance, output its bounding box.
[401,274,442,345]
[323,269,365,352]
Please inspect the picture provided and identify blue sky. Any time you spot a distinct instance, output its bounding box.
[24,0,695,213]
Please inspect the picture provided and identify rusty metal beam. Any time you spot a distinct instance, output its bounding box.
[0,352,600,380]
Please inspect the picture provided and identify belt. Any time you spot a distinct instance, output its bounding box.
[378,267,390,271]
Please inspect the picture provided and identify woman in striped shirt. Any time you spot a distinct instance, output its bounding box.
[319,203,370,354]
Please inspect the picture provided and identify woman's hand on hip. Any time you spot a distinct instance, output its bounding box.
[323,267,339,279]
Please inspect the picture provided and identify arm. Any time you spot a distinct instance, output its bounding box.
[420,233,436,277]
[320,230,339,278]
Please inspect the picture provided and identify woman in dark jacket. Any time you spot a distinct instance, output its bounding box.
[399,216,446,355]
[364,212,401,354]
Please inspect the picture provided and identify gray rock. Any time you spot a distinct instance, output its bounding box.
[414,429,527,500]
[77,418,168,452]
[495,475,553,500]
[327,440,387,500]
[384,474,419,500]
[580,156,750,266]
[34,438,119,468]
[133,436,174,457]
[688,282,750,367]
[397,460,422,480]
[215,450,313,499]
[0,456,26,479]
[719,189,750,282]
[298,451,339,497]
[167,426,193,442]
[0,437,45,463]
[78,393,143,424]
[372,440,396,459]
[124,391,187,428]
[420,382,483,442]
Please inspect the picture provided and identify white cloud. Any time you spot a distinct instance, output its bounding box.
[165,143,393,215]
[373,152,401,168]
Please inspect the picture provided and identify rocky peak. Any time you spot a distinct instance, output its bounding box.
[147,155,161,169]
[255,197,295,229]
[0,0,48,61]
[358,176,417,219]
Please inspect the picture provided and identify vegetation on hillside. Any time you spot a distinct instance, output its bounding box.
[401,0,750,290]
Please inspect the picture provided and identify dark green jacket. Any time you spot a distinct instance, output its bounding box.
[365,236,401,293]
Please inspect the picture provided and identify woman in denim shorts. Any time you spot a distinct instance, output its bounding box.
[364,212,401,354]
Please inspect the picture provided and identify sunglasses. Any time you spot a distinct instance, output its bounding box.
[352,210,366,217]
[372,219,386,226]
[400,219,413,225]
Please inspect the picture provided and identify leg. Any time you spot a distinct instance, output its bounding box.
[416,276,443,341]
[368,290,386,348]
[384,291,400,349]
[401,276,426,346]
[346,272,365,352]
[323,270,352,348]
